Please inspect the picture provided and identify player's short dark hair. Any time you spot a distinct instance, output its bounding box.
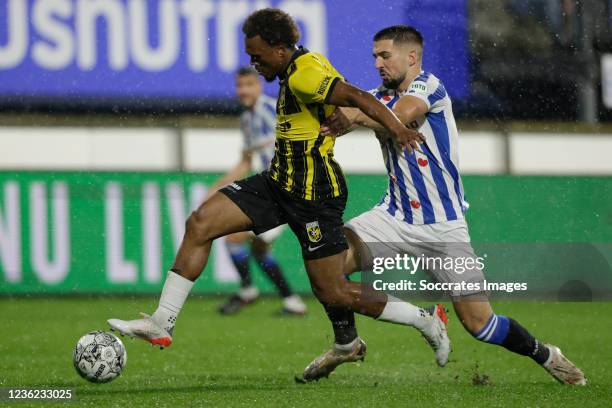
[373,25,424,48]
[242,8,300,48]
[236,66,258,77]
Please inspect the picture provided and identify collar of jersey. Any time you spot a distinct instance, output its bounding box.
[279,46,310,80]
[378,70,427,95]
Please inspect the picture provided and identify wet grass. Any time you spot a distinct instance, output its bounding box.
[1,298,610,407]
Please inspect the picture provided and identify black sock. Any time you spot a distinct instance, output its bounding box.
[254,252,292,298]
[323,304,358,345]
[501,318,550,365]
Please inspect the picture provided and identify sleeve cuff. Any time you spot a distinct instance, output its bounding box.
[323,77,341,104]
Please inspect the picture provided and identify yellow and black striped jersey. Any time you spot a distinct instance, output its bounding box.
[268,47,347,200]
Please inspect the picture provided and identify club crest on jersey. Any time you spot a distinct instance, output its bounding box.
[306,221,322,243]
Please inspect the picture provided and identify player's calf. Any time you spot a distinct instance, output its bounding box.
[310,276,387,318]
[468,313,549,362]
[469,314,549,365]
[311,285,353,310]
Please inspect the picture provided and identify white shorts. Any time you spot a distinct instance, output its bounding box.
[255,224,285,244]
[345,207,485,297]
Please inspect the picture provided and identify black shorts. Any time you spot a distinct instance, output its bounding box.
[219,172,348,260]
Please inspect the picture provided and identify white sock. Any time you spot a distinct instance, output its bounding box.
[283,294,306,314]
[151,271,194,334]
[238,286,260,302]
[377,295,429,331]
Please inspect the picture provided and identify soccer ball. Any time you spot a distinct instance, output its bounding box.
[73,331,127,383]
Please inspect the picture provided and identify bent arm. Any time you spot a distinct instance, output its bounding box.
[325,80,407,137]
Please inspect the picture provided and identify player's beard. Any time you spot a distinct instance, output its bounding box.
[382,74,405,90]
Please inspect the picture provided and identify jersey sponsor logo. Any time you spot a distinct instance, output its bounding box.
[316,75,332,96]
[229,182,242,191]
[410,82,427,92]
[306,221,322,243]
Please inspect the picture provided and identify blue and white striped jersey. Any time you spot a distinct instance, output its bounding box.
[372,71,468,225]
[240,94,277,170]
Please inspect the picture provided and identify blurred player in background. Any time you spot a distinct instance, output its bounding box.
[305,25,586,385]
[108,8,435,359]
[209,67,306,316]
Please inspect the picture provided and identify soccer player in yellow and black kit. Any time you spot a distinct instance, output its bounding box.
[107,8,426,357]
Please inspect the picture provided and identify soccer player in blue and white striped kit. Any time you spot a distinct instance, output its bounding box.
[210,67,306,316]
[304,25,586,385]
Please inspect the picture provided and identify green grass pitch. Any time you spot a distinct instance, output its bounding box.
[1,297,610,407]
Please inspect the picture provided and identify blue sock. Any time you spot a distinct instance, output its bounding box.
[227,243,251,287]
[473,314,510,345]
[473,314,550,364]
[227,243,249,262]
[260,254,277,270]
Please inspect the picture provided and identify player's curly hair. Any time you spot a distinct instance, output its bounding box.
[242,8,300,48]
